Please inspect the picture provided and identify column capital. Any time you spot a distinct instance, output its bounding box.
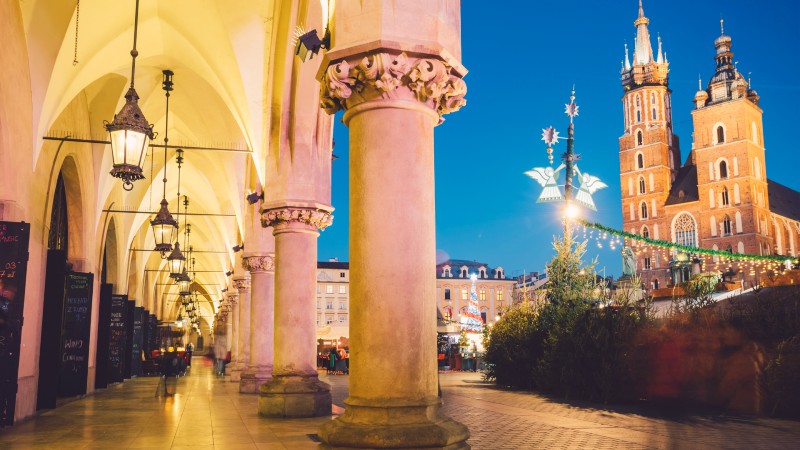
[319,51,466,122]
[261,206,333,234]
[242,254,276,274]
[232,276,251,292]
[227,293,239,304]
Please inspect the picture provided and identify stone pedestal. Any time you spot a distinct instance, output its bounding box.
[258,207,333,417]
[240,255,275,394]
[316,49,468,448]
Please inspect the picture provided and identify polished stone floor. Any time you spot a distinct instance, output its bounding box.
[2,359,800,449]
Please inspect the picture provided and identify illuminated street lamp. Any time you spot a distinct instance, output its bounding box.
[150,70,178,256]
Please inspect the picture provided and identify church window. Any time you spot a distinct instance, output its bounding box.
[644,257,651,270]
[640,202,648,219]
[723,215,732,236]
[636,95,640,107]
[653,279,659,289]
[738,242,745,254]
[642,226,650,238]
[639,177,646,194]
[726,244,733,253]
[755,157,763,180]
[674,213,697,247]
[637,152,644,169]
[652,107,657,120]
[716,126,725,144]
[735,211,743,233]
[637,130,643,146]
[719,161,728,179]
[628,178,633,196]
[649,173,655,191]
[721,187,730,206]
[637,110,641,123]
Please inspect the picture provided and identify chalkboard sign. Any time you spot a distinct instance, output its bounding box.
[94,284,112,389]
[130,307,144,377]
[0,222,30,427]
[123,300,134,379]
[107,294,128,383]
[148,314,159,355]
[58,272,94,397]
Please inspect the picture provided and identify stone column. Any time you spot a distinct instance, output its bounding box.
[225,300,233,353]
[233,276,252,376]
[317,51,468,447]
[258,206,332,417]
[226,292,241,380]
[240,255,275,393]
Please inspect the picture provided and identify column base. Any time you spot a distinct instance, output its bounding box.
[240,367,272,394]
[318,398,469,449]
[229,369,243,382]
[258,374,331,418]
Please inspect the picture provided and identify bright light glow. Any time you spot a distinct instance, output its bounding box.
[110,128,147,165]
[564,203,580,219]
[469,273,477,281]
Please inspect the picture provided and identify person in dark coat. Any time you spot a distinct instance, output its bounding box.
[328,348,337,374]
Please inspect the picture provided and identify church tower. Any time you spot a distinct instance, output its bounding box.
[691,21,772,256]
[619,1,680,285]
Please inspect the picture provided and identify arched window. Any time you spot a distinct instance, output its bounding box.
[723,215,732,235]
[719,160,728,179]
[642,226,650,238]
[637,130,643,146]
[48,173,69,251]
[653,279,659,289]
[641,202,648,219]
[637,153,644,169]
[639,177,646,194]
[726,244,733,253]
[755,157,763,180]
[721,187,729,206]
[717,126,725,144]
[674,213,697,247]
[636,95,640,107]
[636,110,641,123]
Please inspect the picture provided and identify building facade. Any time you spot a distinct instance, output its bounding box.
[316,260,350,342]
[619,2,800,289]
[435,259,516,326]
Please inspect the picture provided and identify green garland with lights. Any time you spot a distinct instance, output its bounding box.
[577,219,797,264]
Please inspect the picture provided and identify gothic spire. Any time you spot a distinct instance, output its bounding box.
[624,44,631,71]
[656,35,664,63]
[634,0,653,64]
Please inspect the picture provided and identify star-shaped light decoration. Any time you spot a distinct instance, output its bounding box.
[541,126,560,146]
[541,126,560,165]
[564,101,579,120]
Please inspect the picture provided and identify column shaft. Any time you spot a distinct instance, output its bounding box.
[240,257,275,393]
[259,210,332,418]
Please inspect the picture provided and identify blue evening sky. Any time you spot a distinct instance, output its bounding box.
[318,0,800,279]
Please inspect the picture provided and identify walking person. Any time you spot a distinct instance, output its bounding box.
[186,341,194,367]
[328,348,337,374]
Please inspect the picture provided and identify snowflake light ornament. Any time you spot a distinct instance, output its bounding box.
[541,126,560,165]
[564,101,579,120]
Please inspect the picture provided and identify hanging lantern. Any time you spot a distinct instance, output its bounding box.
[167,242,186,279]
[105,0,154,191]
[178,270,191,296]
[151,199,178,256]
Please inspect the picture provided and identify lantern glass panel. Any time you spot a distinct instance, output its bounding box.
[110,128,149,167]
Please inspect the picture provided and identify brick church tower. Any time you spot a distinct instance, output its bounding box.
[691,21,772,257]
[618,0,680,287]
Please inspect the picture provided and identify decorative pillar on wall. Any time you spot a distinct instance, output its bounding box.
[240,254,275,393]
[258,206,332,417]
[316,1,468,446]
[226,292,240,380]
[233,275,251,379]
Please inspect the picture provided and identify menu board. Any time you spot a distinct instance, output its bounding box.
[107,294,128,383]
[0,222,30,426]
[130,307,144,377]
[58,272,94,397]
[94,284,112,389]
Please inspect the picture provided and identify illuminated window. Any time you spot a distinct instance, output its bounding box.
[339,285,346,294]
[496,290,503,301]
[326,285,333,294]
[479,289,486,301]
[461,289,468,300]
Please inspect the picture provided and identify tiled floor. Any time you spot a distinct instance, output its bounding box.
[2,359,800,449]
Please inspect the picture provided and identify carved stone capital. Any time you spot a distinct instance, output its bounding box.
[261,207,333,233]
[227,293,239,304]
[242,254,275,274]
[233,277,251,292]
[320,52,467,119]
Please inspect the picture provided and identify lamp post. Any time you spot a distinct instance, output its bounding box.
[105,0,155,191]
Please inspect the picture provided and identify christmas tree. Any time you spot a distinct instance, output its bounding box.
[461,274,484,332]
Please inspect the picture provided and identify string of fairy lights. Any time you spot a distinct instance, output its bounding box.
[578,219,798,278]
